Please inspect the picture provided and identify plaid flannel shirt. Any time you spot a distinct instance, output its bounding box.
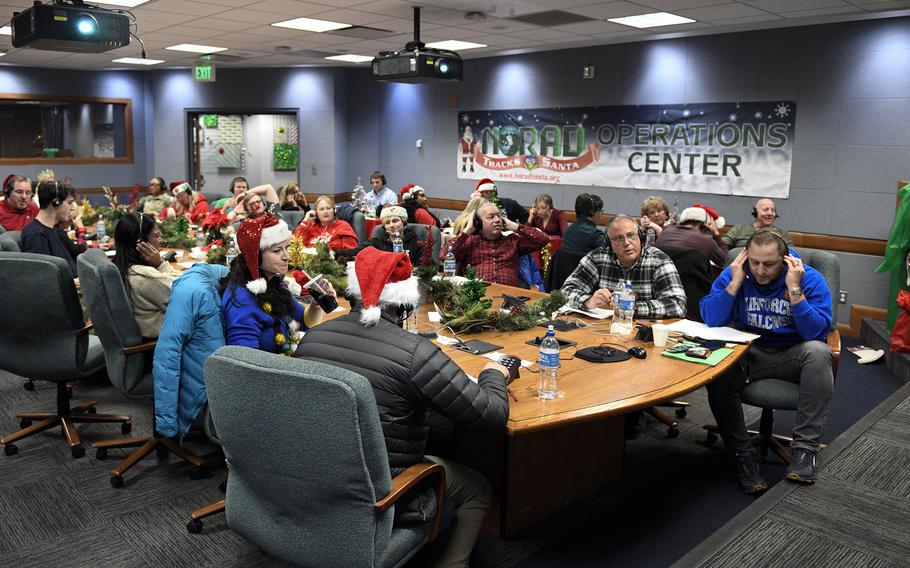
[450,224,549,287]
[561,245,686,319]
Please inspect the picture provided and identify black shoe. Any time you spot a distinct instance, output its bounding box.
[786,447,817,483]
[737,453,768,494]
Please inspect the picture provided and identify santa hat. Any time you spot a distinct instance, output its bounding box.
[171,181,192,196]
[380,206,408,221]
[680,204,725,229]
[400,184,424,201]
[473,178,496,197]
[236,214,292,294]
[346,247,419,326]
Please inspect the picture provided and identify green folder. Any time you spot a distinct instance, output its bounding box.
[661,347,734,367]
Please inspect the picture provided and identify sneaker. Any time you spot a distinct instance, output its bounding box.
[737,453,768,494]
[786,448,817,483]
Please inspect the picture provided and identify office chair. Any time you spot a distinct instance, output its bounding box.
[0,252,131,458]
[77,249,207,487]
[205,346,448,567]
[704,247,842,463]
[0,230,22,252]
[370,224,442,259]
[544,247,587,292]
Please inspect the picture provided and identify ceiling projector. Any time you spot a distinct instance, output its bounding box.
[11,1,130,53]
[371,6,462,83]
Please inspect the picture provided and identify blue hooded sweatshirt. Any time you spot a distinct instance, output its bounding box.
[700,251,832,348]
[153,263,229,438]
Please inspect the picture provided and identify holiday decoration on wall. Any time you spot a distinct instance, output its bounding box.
[273,143,298,171]
[202,114,218,128]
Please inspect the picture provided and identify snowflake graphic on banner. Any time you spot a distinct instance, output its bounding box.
[460,113,471,124]
[728,113,738,122]
[775,103,790,118]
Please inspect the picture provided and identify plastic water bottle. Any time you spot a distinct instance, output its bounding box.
[537,325,560,400]
[225,240,238,267]
[645,226,655,247]
[96,215,106,239]
[196,228,206,248]
[443,246,457,277]
[611,281,635,335]
[391,231,404,253]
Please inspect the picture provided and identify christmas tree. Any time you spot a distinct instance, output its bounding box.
[351,176,371,213]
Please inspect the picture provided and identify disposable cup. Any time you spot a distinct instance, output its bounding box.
[652,324,670,347]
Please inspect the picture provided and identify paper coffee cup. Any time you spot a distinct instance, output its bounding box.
[652,324,670,347]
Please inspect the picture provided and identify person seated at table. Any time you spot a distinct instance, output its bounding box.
[471,178,527,223]
[337,206,423,265]
[365,170,398,212]
[138,177,172,218]
[113,213,176,339]
[0,175,39,232]
[221,214,333,354]
[278,182,309,212]
[21,181,82,277]
[562,215,686,318]
[450,201,549,287]
[399,184,441,227]
[723,198,794,248]
[241,191,268,220]
[213,177,280,222]
[561,193,604,255]
[295,246,510,568]
[160,182,209,225]
[639,195,671,239]
[656,204,729,265]
[292,195,358,250]
[526,193,567,237]
[450,196,487,236]
[701,228,833,492]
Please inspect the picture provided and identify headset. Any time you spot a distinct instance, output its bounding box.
[604,215,647,250]
[370,170,387,186]
[229,176,248,193]
[751,201,780,220]
[4,175,29,198]
[744,227,789,252]
[51,180,63,207]
[136,212,146,243]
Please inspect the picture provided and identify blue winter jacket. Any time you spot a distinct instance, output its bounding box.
[700,251,832,349]
[518,253,545,291]
[153,263,229,438]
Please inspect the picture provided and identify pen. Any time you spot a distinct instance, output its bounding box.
[508,388,518,402]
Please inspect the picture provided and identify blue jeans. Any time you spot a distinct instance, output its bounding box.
[707,340,834,454]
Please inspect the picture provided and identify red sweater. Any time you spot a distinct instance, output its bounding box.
[0,199,39,232]
[293,219,358,250]
[159,194,209,225]
[528,209,567,237]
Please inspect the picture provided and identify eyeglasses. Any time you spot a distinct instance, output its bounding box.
[609,232,640,245]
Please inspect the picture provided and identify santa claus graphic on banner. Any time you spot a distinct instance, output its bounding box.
[459,126,476,173]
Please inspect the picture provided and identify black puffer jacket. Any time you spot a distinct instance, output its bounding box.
[294,309,509,474]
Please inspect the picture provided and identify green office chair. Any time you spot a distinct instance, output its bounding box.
[0,252,131,458]
[205,346,447,567]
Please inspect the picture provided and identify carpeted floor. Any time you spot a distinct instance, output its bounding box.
[0,337,902,568]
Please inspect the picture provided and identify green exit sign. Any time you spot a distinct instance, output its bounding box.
[193,63,216,82]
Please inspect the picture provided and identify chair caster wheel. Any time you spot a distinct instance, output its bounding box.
[675,407,687,419]
[4,444,18,456]
[121,422,132,435]
[219,479,227,493]
[187,519,203,534]
[71,445,86,459]
[705,432,719,445]
[110,475,124,489]
[96,448,108,460]
[189,466,208,480]
[667,427,680,438]
[19,418,32,429]
[23,380,35,391]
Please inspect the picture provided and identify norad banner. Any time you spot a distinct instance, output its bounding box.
[456,101,796,198]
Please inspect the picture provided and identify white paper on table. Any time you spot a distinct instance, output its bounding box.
[177,261,195,269]
[331,305,346,313]
[466,373,478,383]
[483,352,534,368]
[302,247,318,255]
[559,305,613,319]
[666,319,760,343]
[435,335,460,346]
[428,311,441,323]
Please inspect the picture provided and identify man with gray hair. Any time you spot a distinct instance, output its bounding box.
[561,214,686,319]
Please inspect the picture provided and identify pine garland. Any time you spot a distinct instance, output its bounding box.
[299,242,347,294]
[158,216,194,249]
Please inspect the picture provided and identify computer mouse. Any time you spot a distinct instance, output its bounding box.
[628,346,647,359]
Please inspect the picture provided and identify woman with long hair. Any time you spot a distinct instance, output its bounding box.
[279,182,309,212]
[527,193,567,236]
[114,212,176,338]
[221,214,334,354]
[450,196,490,235]
[292,195,358,250]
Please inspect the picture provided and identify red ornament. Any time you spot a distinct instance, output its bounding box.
[218,147,225,154]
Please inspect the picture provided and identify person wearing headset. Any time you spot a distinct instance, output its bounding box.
[0,175,39,232]
[21,181,81,277]
[701,228,833,493]
[722,198,793,248]
[656,204,730,265]
[137,177,172,218]
[561,215,686,319]
[561,193,604,254]
[365,170,398,212]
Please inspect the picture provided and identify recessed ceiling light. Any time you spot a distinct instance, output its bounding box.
[424,40,487,50]
[0,26,11,36]
[325,54,373,63]
[91,0,152,6]
[112,57,164,65]
[272,17,352,33]
[607,12,695,29]
[165,43,228,54]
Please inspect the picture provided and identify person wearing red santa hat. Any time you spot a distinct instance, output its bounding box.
[470,178,528,224]
[399,183,441,227]
[295,246,513,568]
[159,182,209,225]
[656,204,730,265]
[221,214,335,355]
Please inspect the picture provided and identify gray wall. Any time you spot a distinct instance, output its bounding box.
[346,17,910,321]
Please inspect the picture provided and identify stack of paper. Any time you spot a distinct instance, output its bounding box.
[666,319,760,343]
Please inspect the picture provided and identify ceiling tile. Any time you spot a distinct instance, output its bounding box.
[742,0,851,13]
[141,0,232,17]
[632,0,737,9]
[570,1,668,19]
[677,3,773,21]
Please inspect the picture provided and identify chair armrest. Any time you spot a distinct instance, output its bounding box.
[827,330,841,379]
[376,462,447,542]
[123,340,157,355]
[75,321,94,336]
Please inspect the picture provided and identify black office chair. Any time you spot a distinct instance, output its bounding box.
[0,252,131,458]
[545,247,588,292]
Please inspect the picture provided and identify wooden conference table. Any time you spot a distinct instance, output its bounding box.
[407,283,747,537]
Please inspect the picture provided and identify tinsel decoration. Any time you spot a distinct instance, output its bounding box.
[351,176,371,213]
[288,236,308,269]
[273,143,298,171]
[539,242,553,279]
